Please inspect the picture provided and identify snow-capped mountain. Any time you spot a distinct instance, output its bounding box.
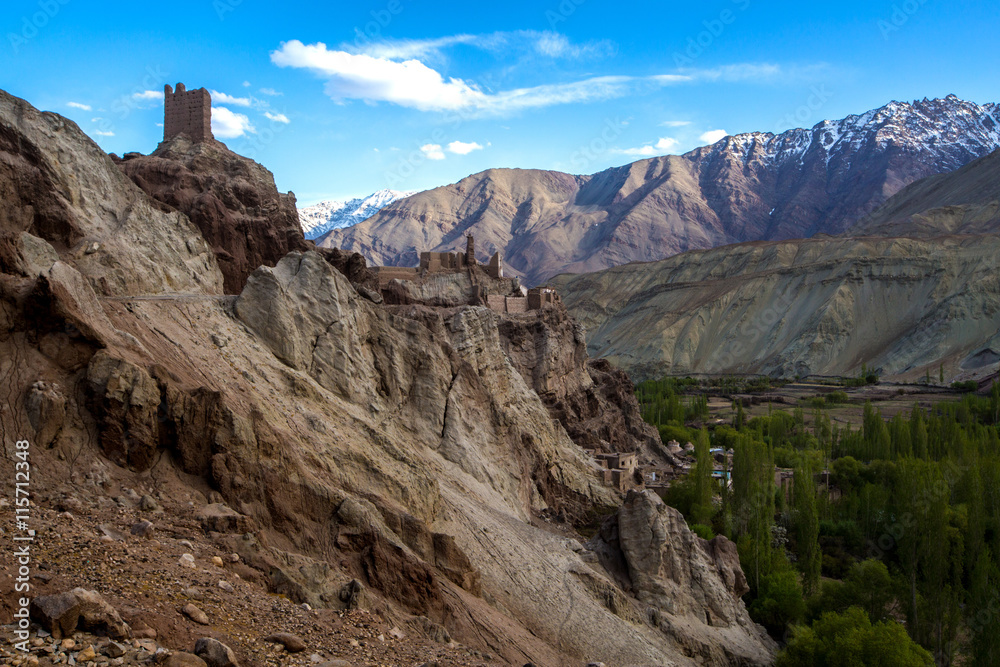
[298,189,416,239]
[692,95,1000,172]
[323,96,1000,285]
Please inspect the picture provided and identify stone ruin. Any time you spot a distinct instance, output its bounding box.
[163,83,213,143]
[373,235,562,314]
[585,450,639,492]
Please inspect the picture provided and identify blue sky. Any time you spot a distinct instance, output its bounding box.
[3,0,999,205]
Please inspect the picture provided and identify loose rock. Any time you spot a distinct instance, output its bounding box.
[263,633,306,653]
[194,637,239,667]
[181,603,210,625]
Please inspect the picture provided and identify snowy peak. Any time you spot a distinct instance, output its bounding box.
[298,189,416,239]
[702,95,1000,170]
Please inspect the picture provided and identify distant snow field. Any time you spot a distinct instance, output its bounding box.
[298,189,417,239]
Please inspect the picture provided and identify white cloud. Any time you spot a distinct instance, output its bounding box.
[699,130,728,144]
[420,144,446,160]
[349,30,612,61]
[530,31,614,59]
[211,90,252,107]
[67,101,91,111]
[660,120,691,127]
[613,137,679,157]
[212,106,255,138]
[264,111,290,124]
[92,130,114,137]
[259,87,282,96]
[271,40,689,116]
[352,35,477,60]
[447,140,484,155]
[242,80,251,87]
[133,90,163,101]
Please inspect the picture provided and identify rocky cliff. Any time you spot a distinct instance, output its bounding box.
[0,88,773,665]
[322,96,1000,285]
[117,136,310,294]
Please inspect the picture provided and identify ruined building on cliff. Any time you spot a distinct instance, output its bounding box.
[373,235,561,314]
[163,83,213,143]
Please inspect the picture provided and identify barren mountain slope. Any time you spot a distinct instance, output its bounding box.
[0,89,775,666]
[850,147,1000,237]
[551,235,1000,382]
[323,96,1000,285]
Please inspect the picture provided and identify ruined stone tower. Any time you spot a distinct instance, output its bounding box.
[163,83,213,142]
[465,235,475,266]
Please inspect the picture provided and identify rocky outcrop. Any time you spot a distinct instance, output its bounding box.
[589,491,774,665]
[0,89,222,297]
[0,88,774,666]
[497,306,662,459]
[117,136,309,293]
[322,96,1000,285]
[553,234,1000,382]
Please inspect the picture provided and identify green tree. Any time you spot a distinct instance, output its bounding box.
[968,549,1000,666]
[794,460,821,596]
[777,608,934,667]
[732,435,775,594]
[692,429,714,527]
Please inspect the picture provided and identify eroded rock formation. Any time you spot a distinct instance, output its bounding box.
[0,88,773,666]
[116,136,309,294]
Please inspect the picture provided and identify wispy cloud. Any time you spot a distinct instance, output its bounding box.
[660,120,691,127]
[420,144,446,160]
[212,107,255,138]
[259,87,283,96]
[264,111,290,124]
[345,30,613,61]
[700,129,728,144]
[92,130,114,137]
[447,140,484,155]
[132,90,163,101]
[612,137,678,157]
[271,40,689,116]
[211,90,252,107]
[67,101,91,111]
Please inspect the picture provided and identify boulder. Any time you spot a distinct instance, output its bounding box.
[263,633,306,653]
[182,603,210,625]
[164,653,208,667]
[197,503,254,534]
[29,588,130,640]
[194,637,239,667]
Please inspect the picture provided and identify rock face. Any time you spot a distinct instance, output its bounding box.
[553,234,1000,381]
[588,491,774,664]
[0,89,222,296]
[0,88,773,666]
[117,135,309,293]
[497,306,661,457]
[322,96,1000,285]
